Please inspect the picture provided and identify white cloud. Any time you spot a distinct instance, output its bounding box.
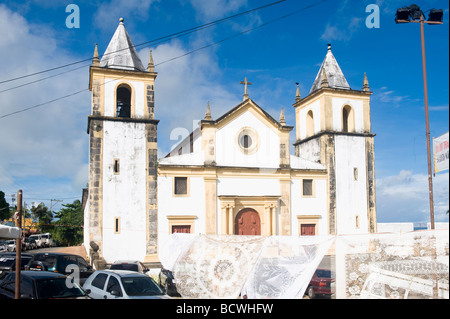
[321,17,363,42]
[372,86,419,107]
[138,40,238,152]
[189,0,249,21]
[429,105,449,112]
[0,5,89,199]
[93,0,159,31]
[376,170,449,223]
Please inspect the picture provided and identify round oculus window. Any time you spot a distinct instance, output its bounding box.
[239,134,252,149]
[236,127,258,154]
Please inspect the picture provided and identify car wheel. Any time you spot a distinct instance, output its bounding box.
[308,286,316,299]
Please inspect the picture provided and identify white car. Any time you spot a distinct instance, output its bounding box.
[82,270,169,299]
[0,241,8,252]
[40,233,54,247]
[28,234,43,248]
[6,240,16,252]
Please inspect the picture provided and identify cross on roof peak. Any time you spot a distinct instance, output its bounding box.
[239,77,252,101]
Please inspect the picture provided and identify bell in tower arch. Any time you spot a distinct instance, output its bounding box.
[116,84,131,118]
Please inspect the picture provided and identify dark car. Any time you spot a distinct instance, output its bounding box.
[0,253,34,278]
[159,268,179,296]
[109,260,150,274]
[26,252,94,285]
[0,271,90,299]
[306,269,334,299]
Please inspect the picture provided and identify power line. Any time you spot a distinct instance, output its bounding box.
[0,0,327,120]
[0,64,88,94]
[0,0,287,86]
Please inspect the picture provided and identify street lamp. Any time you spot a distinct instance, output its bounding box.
[395,4,444,230]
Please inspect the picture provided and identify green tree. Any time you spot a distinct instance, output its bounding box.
[0,191,11,221]
[53,200,83,246]
[31,203,53,232]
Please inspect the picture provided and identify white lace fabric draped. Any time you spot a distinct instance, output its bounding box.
[159,230,449,299]
[242,235,335,299]
[335,230,449,299]
[171,235,266,299]
[159,234,334,299]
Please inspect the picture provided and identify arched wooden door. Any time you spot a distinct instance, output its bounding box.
[235,208,261,235]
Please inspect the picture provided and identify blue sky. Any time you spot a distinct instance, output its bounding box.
[0,0,448,225]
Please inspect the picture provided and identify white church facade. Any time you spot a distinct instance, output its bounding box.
[83,19,377,264]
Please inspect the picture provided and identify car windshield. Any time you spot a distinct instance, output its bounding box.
[33,255,56,268]
[35,278,86,299]
[120,276,164,296]
[110,263,139,272]
[0,256,15,267]
[316,269,332,278]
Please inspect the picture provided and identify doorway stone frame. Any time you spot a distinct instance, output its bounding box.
[219,196,279,236]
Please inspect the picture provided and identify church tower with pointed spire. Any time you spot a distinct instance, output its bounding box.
[85,18,159,263]
[293,44,377,235]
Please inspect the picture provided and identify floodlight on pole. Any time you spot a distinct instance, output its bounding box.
[395,4,444,230]
[428,9,444,23]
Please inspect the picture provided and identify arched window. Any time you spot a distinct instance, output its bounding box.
[116,84,131,118]
[306,110,314,137]
[342,105,354,133]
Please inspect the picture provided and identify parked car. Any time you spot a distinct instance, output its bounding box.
[40,233,54,248]
[0,253,34,277]
[28,234,43,248]
[159,268,179,296]
[83,270,169,299]
[306,269,334,299]
[26,252,94,285]
[0,241,7,252]
[24,237,37,250]
[0,271,90,299]
[5,240,16,252]
[109,260,150,274]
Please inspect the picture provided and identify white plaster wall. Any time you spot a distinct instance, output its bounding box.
[334,135,368,235]
[104,78,145,118]
[102,121,147,262]
[168,128,202,156]
[215,111,280,168]
[157,175,205,249]
[332,97,364,133]
[290,179,328,236]
[297,138,321,163]
[298,100,321,140]
[217,177,281,197]
[377,223,414,233]
[193,129,202,153]
[83,195,90,257]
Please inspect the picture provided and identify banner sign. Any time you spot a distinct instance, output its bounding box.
[433,131,449,174]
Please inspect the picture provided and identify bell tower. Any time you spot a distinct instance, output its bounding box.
[85,18,159,263]
[293,45,377,235]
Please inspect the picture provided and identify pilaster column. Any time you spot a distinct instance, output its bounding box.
[227,204,235,235]
[220,199,235,235]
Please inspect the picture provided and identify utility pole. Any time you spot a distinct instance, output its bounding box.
[15,189,22,300]
[395,5,443,230]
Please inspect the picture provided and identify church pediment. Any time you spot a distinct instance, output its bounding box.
[201,98,293,133]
